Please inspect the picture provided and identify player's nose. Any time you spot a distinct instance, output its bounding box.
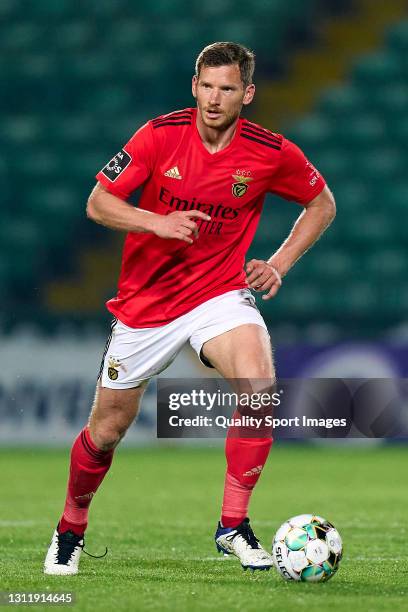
[209,89,221,105]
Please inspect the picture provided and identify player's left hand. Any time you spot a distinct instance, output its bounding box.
[245,259,282,300]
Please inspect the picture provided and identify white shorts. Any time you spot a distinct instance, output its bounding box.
[99,289,268,388]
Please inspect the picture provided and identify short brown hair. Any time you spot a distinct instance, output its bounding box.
[195,42,255,88]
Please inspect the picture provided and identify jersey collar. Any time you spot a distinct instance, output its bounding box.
[192,107,243,160]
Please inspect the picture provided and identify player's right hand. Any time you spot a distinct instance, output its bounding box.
[152,210,211,244]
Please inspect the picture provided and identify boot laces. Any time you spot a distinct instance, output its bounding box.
[56,530,108,564]
[56,531,83,565]
[227,519,260,550]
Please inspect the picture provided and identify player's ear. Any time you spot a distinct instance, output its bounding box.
[243,83,255,106]
[192,75,198,99]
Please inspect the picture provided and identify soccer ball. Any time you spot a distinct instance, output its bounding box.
[272,514,343,582]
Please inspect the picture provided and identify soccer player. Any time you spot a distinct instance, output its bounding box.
[44,42,335,575]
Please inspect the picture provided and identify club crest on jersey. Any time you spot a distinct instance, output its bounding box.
[232,171,253,198]
[101,149,132,182]
[108,356,121,380]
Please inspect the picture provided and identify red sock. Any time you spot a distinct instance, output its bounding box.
[58,427,114,536]
[221,410,272,528]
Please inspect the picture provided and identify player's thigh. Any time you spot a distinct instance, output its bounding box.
[201,323,275,383]
[88,381,148,447]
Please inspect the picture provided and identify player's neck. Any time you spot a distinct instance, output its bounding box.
[195,112,239,154]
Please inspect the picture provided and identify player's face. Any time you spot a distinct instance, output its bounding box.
[192,64,255,130]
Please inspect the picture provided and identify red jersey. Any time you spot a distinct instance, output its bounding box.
[96,107,326,327]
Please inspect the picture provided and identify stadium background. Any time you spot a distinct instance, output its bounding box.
[1,1,408,609]
[1,0,407,444]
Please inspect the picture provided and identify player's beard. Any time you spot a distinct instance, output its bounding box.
[200,105,240,131]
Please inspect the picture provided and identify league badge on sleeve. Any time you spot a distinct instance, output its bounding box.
[101,149,132,182]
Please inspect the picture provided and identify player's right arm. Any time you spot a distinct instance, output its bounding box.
[87,121,210,244]
[87,183,210,245]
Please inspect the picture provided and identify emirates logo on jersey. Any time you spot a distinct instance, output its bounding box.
[231,169,253,198]
[159,186,241,237]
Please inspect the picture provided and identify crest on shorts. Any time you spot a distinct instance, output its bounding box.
[108,356,121,380]
[232,173,253,198]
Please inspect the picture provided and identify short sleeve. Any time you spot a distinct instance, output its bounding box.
[268,138,326,205]
[96,121,156,200]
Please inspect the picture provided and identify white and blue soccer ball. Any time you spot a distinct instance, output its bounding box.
[272,514,343,582]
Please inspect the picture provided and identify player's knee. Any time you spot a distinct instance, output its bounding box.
[90,424,126,451]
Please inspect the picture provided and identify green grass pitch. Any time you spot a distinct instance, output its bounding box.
[1,444,407,611]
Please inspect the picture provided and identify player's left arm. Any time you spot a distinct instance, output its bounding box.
[246,185,336,300]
